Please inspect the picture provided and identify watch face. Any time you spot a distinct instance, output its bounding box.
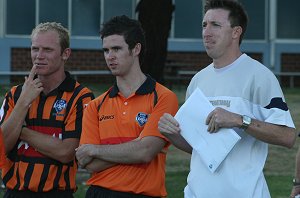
[244,116,251,125]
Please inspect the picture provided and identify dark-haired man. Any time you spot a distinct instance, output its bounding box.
[76,15,178,198]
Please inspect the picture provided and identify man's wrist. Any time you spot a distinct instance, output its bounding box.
[240,115,251,130]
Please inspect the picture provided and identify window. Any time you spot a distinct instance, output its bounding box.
[239,0,265,40]
[39,0,68,27]
[103,0,134,22]
[6,0,35,35]
[174,0,202,39]
[277,0,300,39]
[72,0,100,36]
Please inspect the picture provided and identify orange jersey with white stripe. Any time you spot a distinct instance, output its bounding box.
[0,72,94,192]
[80,76,178,197]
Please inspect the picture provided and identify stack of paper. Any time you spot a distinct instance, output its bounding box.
[175,88,241,173]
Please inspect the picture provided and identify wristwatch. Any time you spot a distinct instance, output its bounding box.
[293,178,300,186]
[240,115,251,130]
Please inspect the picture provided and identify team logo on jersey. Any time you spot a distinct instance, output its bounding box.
[53,99,67,116]
[136,112,148,127]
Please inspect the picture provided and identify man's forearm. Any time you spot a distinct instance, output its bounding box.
[2,100,29,153]
[21,127,78,163]
[84,159,116,173]
[245,119,296,148]
[90,136,166,164]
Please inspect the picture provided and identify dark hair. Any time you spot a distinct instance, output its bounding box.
[100,15,146,65]
[204,0,248,45]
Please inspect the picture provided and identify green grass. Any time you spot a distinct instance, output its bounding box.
[0,84,299,197]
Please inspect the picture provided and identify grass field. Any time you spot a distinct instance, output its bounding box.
[0,83,299,197]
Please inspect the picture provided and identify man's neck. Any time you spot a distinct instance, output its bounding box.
[213,51,242,69]
[117,73,147,98]
[39,72,66,95]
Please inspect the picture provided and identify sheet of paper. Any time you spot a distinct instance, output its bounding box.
[175,88,241,173]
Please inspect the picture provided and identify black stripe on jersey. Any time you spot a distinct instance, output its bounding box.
[63,130,79,139]
[10,155,74,166]
[37,95,47,120]
[64,85,85,121]
[23,163,34,189]
[264,97,288,111]
[53,165,63,189]
[27,118,63,128]
[1,85,23,125]
[64,165,71,189]
[38,164,50,192]
[14,164,21,190]
[2,163,15,187]
[13,85,23,104]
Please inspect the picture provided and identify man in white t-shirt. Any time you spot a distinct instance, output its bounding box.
[158,0,296,197]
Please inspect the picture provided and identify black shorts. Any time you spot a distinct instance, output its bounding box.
[86,185,160,198]
[4,189,74,198]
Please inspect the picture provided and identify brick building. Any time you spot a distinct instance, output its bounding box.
[1,0,300,87]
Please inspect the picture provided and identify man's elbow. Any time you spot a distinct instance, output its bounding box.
[137,150,159,164]
[282,129,297,149]
[58,150,76,164]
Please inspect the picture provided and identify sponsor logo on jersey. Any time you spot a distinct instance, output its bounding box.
[53,99,67,116]
[210,99,231,107]
[99,114,114,121]
[136,112,148,127]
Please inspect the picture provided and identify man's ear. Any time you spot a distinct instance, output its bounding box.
[133,43,141,56]
[232,26,242,40]
[62,48,71,61]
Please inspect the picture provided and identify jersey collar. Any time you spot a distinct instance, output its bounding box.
[109,74,156,98]
[42,71,76,96]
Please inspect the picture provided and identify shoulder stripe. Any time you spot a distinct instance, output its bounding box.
[264,97,288,111]
[13,85,23,104]
[64,84,85,120]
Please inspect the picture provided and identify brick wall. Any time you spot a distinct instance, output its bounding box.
[10,48,114,84]
[12,48,300,87]
[280,53,300,86]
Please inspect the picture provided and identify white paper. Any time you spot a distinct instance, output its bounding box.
[175,88,241,173]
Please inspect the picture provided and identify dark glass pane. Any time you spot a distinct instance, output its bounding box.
[277,0,300,39]
[39,0,68,27]
[174,0,202,39]
[6,0,35,35]
[240,0,265,40]
[72,0,100,36]
[104,0,133,22]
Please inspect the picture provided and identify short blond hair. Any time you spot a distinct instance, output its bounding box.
[31,22,70,52]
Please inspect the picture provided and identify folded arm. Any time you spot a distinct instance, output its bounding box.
[76,136,166,170]
[20,127,78,163]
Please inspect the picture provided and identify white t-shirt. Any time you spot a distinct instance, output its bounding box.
[184,54,295,198]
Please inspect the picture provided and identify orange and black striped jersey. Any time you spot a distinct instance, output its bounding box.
[0,128,6,168]
[0,72,94,192]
